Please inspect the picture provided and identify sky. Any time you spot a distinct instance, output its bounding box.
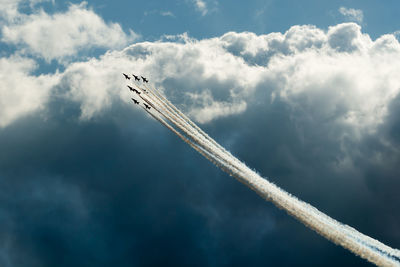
[1,0,400,266]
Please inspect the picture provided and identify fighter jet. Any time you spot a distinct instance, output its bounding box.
[131,98,139,105]
[132,74,140,81]
[127,85,141,95]
[141,76,149,83]
[123,73,130,80]
[143,103,151,110]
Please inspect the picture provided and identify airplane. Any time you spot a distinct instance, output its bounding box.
[132,74,140,81]
[131,98,139,105]
[143,103,151,110]
[123,73,130,80]
[141,76,149,83]
[127,85,141,94]
[129,84,147,93]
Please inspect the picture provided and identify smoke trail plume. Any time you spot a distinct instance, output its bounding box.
[128,80,400,267]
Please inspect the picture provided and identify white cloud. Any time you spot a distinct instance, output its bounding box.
[0,55,60,127]
[60,52,135,119]
[339,7,364,23]
[0,0,20,21]
[194,0,208,16]
[28,0,55,8]
[2,21,400,133]
[0,0,54,22]
[57,23,400,129]
[1,2,137,62]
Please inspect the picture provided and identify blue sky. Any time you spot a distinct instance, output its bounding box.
[55,0,400,40]
[1,1,400,266]
[21,0,400,44]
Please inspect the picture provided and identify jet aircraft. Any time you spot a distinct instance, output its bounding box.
[144,103,151,110]
[131,98,139,105]
[132,74,140,81]
[141,76,149,83]
[127,85,141,95]
[123,73,130,80]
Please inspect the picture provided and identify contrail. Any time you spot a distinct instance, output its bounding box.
[128,80,400,267]
[140,103,243,177]
[133,82,233,171]
[138,86,399,264]
[136,82,244,174]
[143,83,245,168]
[135,81,400,266]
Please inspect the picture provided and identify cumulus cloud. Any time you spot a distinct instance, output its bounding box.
[1,2,137,62]
[2,22,400,131]
[60,52,135,119]
[273,24,399,133]
[339,7,364,23]
[46,35,263,122]
[0,55,59,127]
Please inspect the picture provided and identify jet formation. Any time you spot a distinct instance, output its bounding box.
[124,73,151,111]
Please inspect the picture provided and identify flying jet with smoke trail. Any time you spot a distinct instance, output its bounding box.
[127,85,141,95]
[124,76,400,267]
[132,74,140,81]
[131,98,139,105]
[141,76,149,83]
[123,73,130,80]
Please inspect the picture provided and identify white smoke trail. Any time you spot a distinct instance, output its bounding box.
[135,82,244,172]
[140,105,245,179]
[140,83,400,262]
[136,82,400,264]
[134,83,245,176]
[130,81,400,267]
[143,83,245,167]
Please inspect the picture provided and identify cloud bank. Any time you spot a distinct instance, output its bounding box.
[3,18,400,131]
